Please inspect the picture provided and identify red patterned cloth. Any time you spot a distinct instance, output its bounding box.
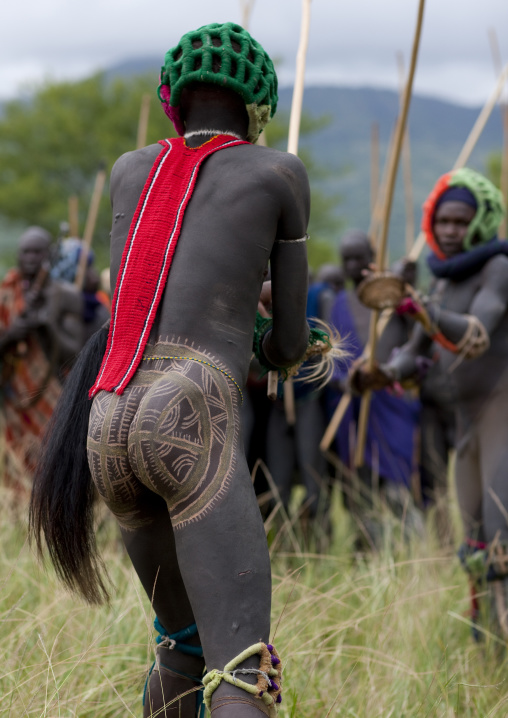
[90,134,248,397]
[0,269,61,491]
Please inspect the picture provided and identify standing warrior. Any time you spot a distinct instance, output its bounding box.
[0,227,82,488]
[31,23,339,717]
[355,168,508,634]
[327,230,420,544]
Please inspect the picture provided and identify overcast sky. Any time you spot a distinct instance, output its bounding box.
[1,0,507,106]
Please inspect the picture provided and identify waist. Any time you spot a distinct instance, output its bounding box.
[141,342,243,403]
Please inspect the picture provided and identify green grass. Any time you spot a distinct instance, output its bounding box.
[1,487,508,717]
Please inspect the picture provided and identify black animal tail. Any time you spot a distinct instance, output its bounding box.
[29,325,110,604]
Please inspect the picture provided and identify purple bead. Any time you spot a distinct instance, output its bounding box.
[271,656,280,665]
[270,681,279,691]
[266,644,274,652]
[276,694,282,704]
[259,691,264,697]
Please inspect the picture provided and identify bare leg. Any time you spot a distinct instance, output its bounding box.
[111,354,276,716]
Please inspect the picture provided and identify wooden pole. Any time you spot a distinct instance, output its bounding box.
[368,122,396,248]
[287,0,312,157]
[74,167,107,290]
[354,0,426,467]
[68,195,79,237]
[397,52,415,254]
[370,123,380,217]
[268,0,312,425]
[488,28,508,239]
[453,63,508,171]
[136,93,151,150]
[240,0,255,29]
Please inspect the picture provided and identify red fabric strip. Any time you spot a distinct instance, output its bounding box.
[90,135,248,397]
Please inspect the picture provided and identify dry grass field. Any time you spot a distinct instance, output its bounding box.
[0,480,507,717]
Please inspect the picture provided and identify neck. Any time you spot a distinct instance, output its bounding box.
[184,129,244,142]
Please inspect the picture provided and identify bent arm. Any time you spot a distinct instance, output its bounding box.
[422,256,508,352]
[385,323,433,382]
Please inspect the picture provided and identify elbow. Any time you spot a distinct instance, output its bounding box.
[262,324,310,368]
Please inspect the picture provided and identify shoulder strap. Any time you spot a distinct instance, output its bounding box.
[90,135,249,397]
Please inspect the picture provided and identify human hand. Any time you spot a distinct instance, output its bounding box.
[348,357,395,394]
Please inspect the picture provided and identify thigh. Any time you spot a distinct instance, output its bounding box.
[478,394,508,543]
[455,417,483,540]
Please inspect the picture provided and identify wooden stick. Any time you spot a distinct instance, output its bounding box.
[488,28,508,238]
[240,0,256,29]
[267,0,312,424]
[320,312,392,452]
[74,167,107,290]
[354,0,426,467]
[287,0,312,157]
[368,122,396,248]
[370,122,380,217]
[397,53,415,254]
[453,62,508,171]
[136,94,151,150]
[68,195,79,237]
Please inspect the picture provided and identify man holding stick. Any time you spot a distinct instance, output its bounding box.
[354,168,508,637]
[328,230,421,545]
[30,23,344,717]
[0,226,82,489]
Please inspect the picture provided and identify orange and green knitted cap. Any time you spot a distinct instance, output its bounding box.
[422,168,506,258]
[157,22,278,143]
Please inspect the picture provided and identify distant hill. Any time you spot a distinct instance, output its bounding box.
[105,56,504,255]
[276,86,503,256]
[1,58,503,264]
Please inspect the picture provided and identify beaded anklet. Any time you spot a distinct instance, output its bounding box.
[203,642,282,717]
[141,354,243,404]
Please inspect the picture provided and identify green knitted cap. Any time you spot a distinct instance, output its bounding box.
[157,22,278,143]
[448,168,506,249]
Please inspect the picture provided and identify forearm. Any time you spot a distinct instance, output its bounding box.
[264,240,310,367]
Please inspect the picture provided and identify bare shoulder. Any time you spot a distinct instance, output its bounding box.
[110,144,162,195]
[482,253,508,282]
[249,145,308,184]
[244,145,310,218]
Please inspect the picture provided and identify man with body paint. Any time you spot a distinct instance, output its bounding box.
[31,23,318,717]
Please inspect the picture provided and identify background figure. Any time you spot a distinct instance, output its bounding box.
[369,169,508,637]
[266,269,343,544]
[0,226,82,490]
[51,237,110,343]
[327,229,421,546]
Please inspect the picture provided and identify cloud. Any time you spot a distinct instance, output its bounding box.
[1,0,507,105]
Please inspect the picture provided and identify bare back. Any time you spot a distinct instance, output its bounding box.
[109,140,310,384]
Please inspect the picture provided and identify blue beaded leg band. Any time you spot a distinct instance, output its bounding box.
[143,617,205,717]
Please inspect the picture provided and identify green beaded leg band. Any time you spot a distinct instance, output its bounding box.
[203,642,282,716]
